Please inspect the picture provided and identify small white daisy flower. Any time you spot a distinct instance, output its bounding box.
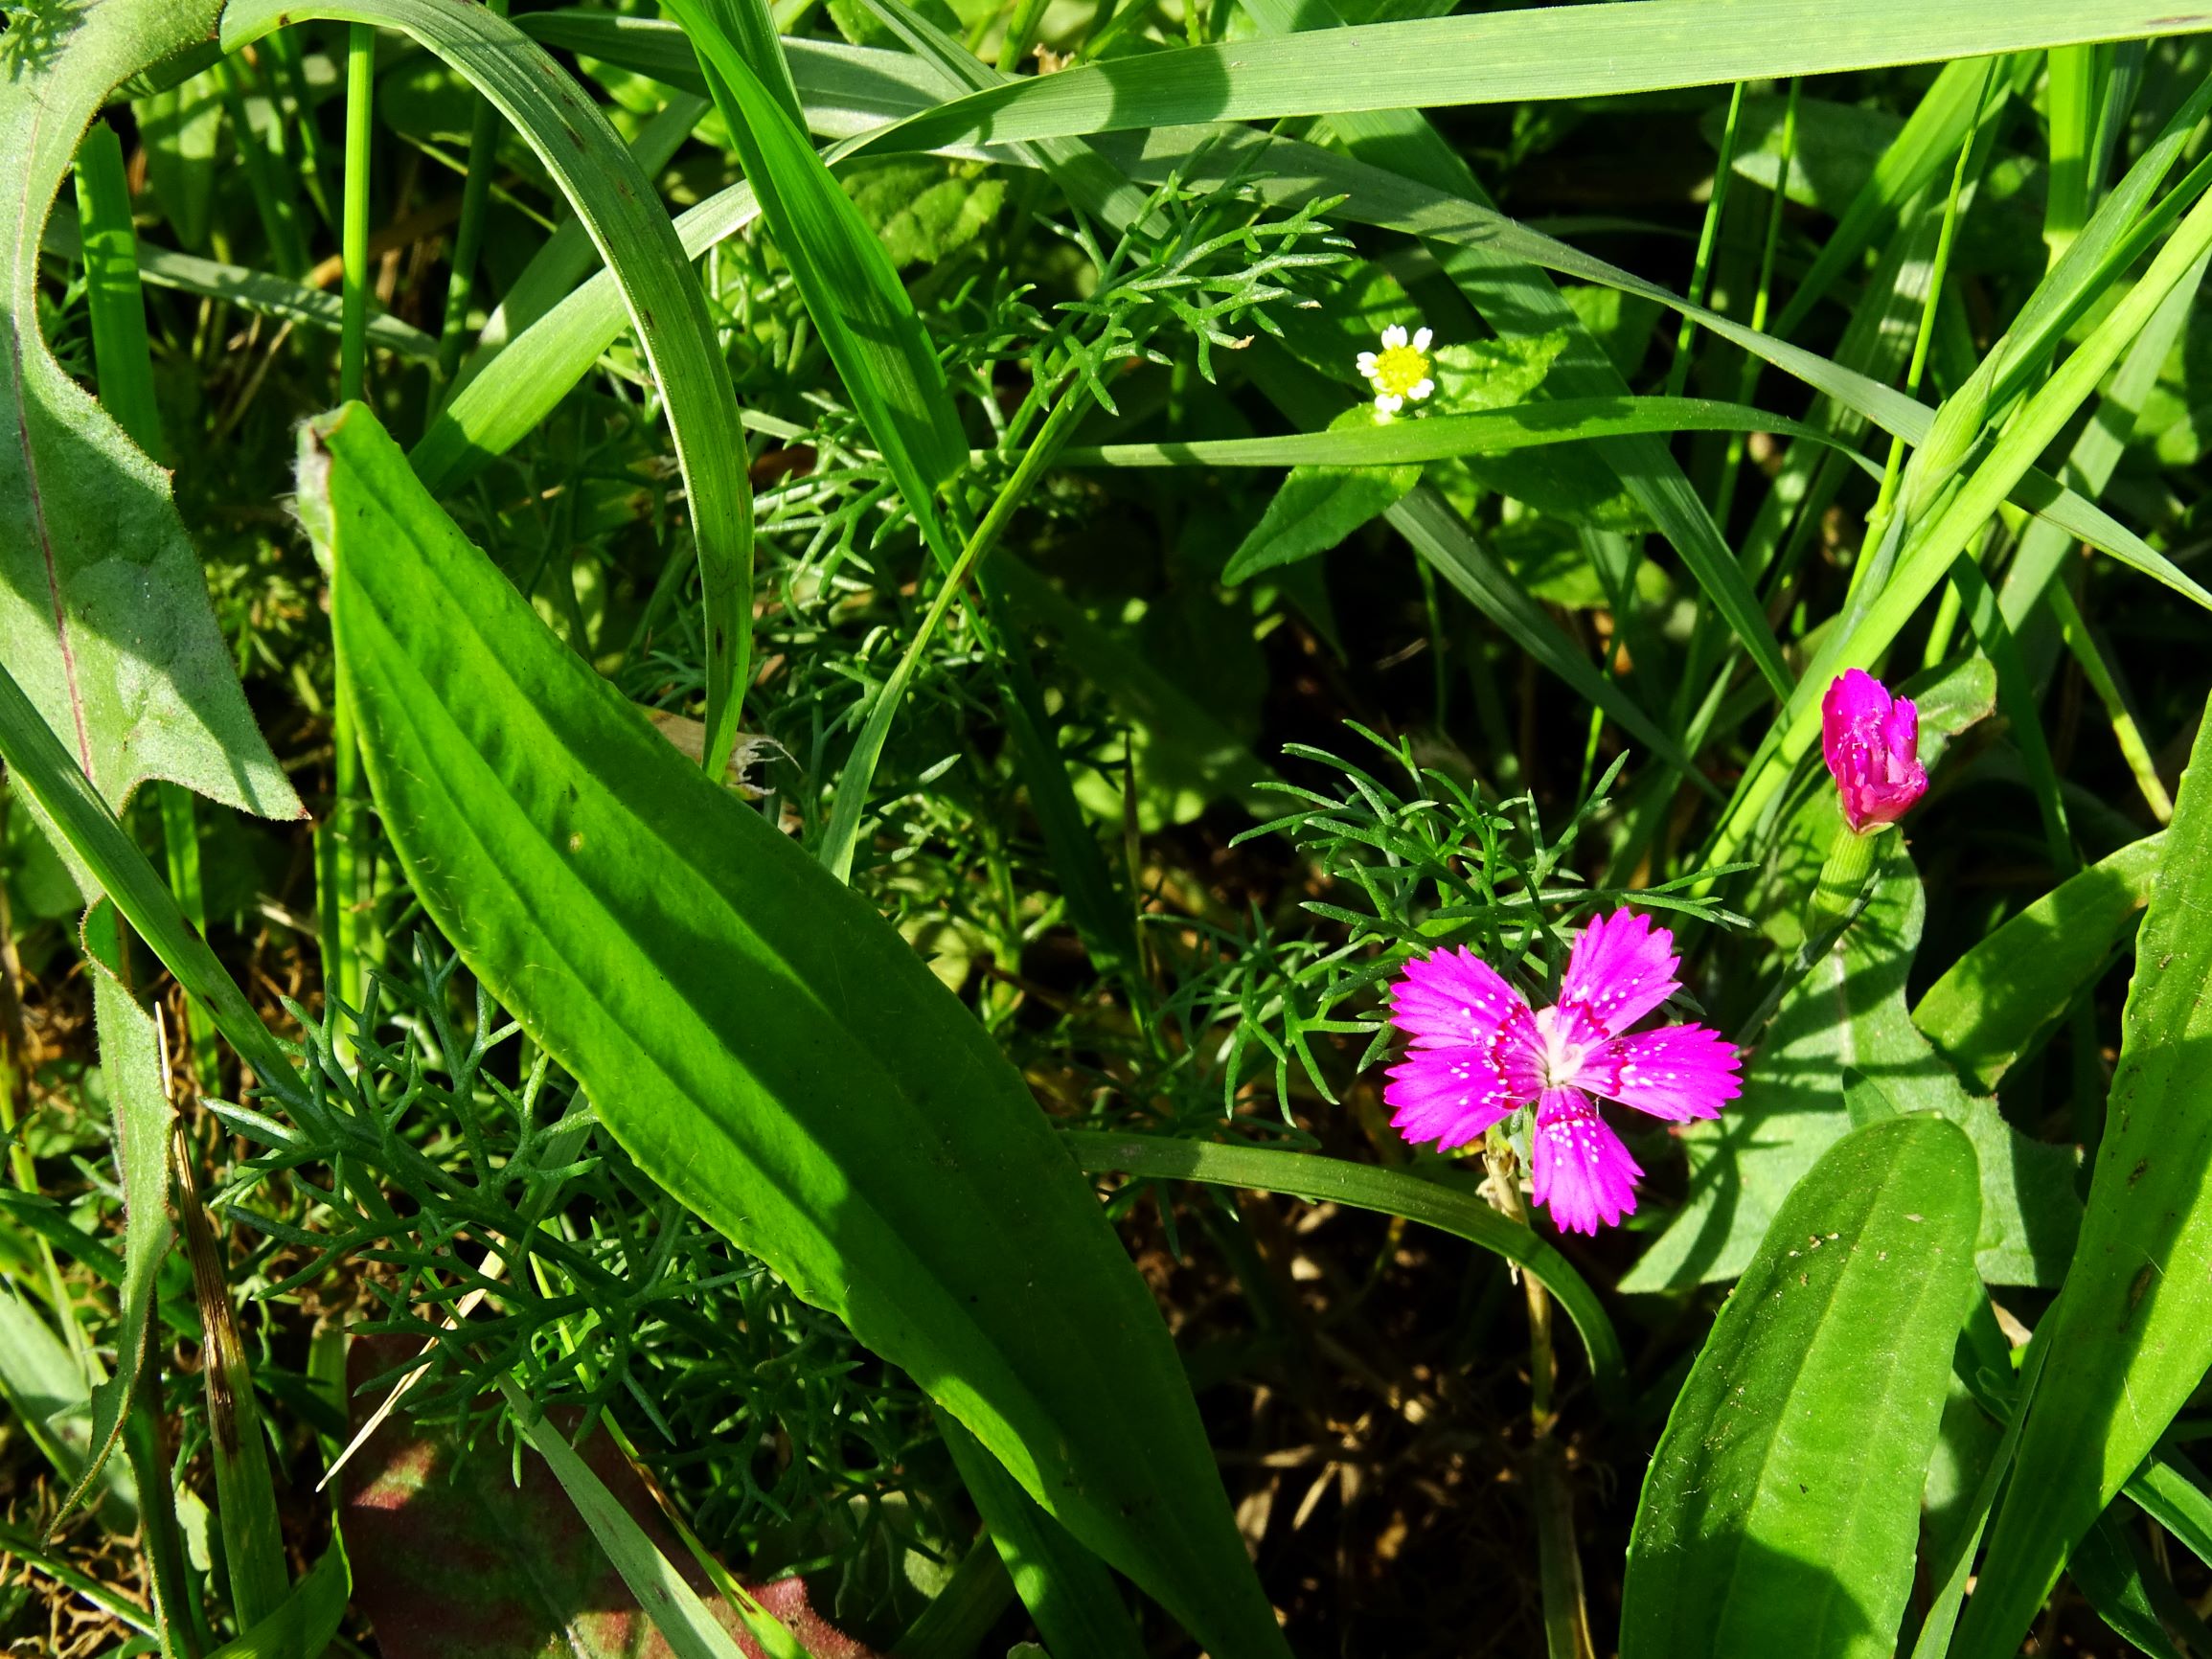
[1357,324,1436,419]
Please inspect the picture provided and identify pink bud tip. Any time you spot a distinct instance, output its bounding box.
[1820,669,1927,831]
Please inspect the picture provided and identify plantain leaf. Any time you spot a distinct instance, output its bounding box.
[1954,698,2212,1658]
[1622,1115,1981,1659]
[940,1418,1149,1659]
[220,0,755,779]
[299,402,1290,1659]
[0,0,301,855]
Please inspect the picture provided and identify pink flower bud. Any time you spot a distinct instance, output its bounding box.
[1820,669,1927,831]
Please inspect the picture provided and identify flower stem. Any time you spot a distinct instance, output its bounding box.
[1805,820,1882,943]
[1483,1131,1595,1659]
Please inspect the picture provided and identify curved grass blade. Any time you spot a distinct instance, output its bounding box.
[659,0,967,542]
[1953,700,2212,1659]
[1061,1129,1626,1404]
[1621,1115,1981,1658]
[845,0,2210,158]
[302,402,1292,1659]
[1913,833,2163,1093]
[219,0,755,778]
[47,203,437,361]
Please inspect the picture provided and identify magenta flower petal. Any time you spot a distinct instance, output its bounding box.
[1558,909,1682,1039]
[1528,1088,1642,1235]
[1384,1047,1516,1150]
[1387,945,1529,1049]
[1579,1022,1743,1123]
[1820,668,1927,831]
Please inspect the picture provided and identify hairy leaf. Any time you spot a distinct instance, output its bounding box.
[0,0,300,850]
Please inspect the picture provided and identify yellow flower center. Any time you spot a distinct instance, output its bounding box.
[1369,342,1432,400]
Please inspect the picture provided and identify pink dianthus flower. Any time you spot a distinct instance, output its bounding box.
[1820,668,1927,832]
[1383,911,1741,1235]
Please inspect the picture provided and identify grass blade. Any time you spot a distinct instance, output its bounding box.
[1954,699,2212,1657]
[847,0,2212,157]
[220,0,757,777]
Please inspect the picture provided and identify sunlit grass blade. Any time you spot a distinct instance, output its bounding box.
[220,0,756,777]
[1954,699,2212,1658]
[846,0,2209,158]
[1059,396,1861,469]
[45,205,437,362]
[1773,56,2025,337]
[661,0,968,555]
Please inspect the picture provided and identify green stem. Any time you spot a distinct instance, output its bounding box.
[817,386,1092,882]
[1804,819,1881,943]
[327,25,377,1020]
[72,120,165,459]
[339,24,376,403]
[435,0,510,382]
[1714,78,1799,526]
[1663,80,1745,399]
[1857,58,1994,596]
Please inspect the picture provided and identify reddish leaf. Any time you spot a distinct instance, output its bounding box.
[343,1340,875,1659]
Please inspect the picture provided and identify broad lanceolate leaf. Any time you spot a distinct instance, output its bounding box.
[1954,700,2212,1659]
[301,403,1290,1659]
[1914,834,2165,1094]
[220,0,756,779]
[0,0,299,840]
[1621,1116,1981,1659]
